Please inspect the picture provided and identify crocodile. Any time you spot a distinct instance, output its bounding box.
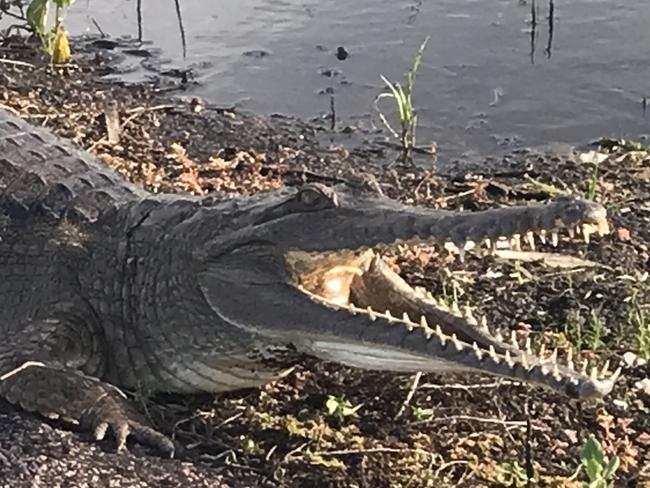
[0,109,619,457]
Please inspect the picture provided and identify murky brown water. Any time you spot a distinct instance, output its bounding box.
[63,0,650,164]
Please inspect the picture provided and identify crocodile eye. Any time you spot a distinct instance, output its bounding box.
[298,184,338,208]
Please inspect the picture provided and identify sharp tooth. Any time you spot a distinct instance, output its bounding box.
[505,350,514,367]
[582,224,591,244]
[597,220,610,236]
[590,366,598,382]
[426,291,434,300]
[553,363,561,379]
[539,343,546,357]
[520,352,530,369]
[484,238,492,250]
[551,230,559,247]
[568,227,575,239]
[601,360,610,376]
[459,248,466,263]
[541,364,550,376]
[580,359,588,375]
[349,303,358,314]
[566,349,574,370]
[420,315,428,328]
[367,307,376,320]
[438,327,447,346]
[402,312,411,323]
[510,330,518,348]
[489,345,499,361]
[525,232,535,251]
[549,348,558,363]
[538,229,547,244]
[452,302,460,315]
[385,310,393,321]
[480,316,489,333]
[473,342,483,359]
[495,330,504,343]
[525,337,532,354]
[451,334,463,351]
[512,234,521,251]
[424,329,433,339]
[464,307,478,326]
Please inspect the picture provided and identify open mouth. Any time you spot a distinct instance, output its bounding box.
[284,203,620,399]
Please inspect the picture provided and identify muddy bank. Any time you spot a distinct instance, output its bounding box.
[0,36,649,487]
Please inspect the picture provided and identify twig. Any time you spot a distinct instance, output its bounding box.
[395,371,422,418]
[0,58,35,68]
[313,447,434,459]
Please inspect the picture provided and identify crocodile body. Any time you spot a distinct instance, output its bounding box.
[0,109,618,455]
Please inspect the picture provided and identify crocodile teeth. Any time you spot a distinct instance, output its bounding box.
[568,227,575,239]
[601,360,610,376]
[551,230,559,247]
[566,348,574,370]
[495,330,504,343]
[511,234,521,251]
[580,358,588,375]
[525,232,535,251]
[402,312,413,331]
[552,363,561,379]
[480,316,489,334]
[520,352,530,369]
[538,229,547,244]
[549,348,558,363]
[385,310,393,321]
[590,366,598,382]
[420,315,428,328]
[437,325,446,345]
[582,224,591,244]
[597,220,610,236]
[490,346,501,363]
[451,334,463,351]
[505,350,514,367]
[367,307,376,321]
[464,306,478,326]
[525,337,532,354]
[473,342,483,359]
[510,331,518,348]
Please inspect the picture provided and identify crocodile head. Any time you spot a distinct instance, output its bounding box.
[198,183,619,399]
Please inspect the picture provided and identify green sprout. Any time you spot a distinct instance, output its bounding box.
[580,435,620,488]
[26,0,75,64]
[375,36,429,166]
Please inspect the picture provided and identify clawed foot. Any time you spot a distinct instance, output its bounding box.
[79,386,176,457]
[1,362,175,457]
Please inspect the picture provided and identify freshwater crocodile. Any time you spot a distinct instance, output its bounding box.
[0,109,619,457]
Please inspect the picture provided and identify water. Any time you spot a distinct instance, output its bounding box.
[61,1,650,162]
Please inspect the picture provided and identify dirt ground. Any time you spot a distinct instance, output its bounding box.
[0,35,649,487]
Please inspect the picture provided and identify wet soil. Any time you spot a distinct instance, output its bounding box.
[0,36,649,487]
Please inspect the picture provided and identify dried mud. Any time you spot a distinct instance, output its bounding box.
[0,36,648,487]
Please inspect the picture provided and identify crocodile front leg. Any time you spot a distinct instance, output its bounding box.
[0,304,175,456]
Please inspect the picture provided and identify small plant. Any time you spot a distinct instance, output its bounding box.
[580,435,620,487]
[626,285,650,360]
[564,306,605,352]
[375,36,429,165]
[411,406,434,420]
[497,461,537,486]
[325,395,363,419]
[26,0,75,64]
[586,160,601,201]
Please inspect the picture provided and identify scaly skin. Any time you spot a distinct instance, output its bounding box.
[0,109,618,456]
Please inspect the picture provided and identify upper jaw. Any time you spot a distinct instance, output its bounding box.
[284,197,619,399]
